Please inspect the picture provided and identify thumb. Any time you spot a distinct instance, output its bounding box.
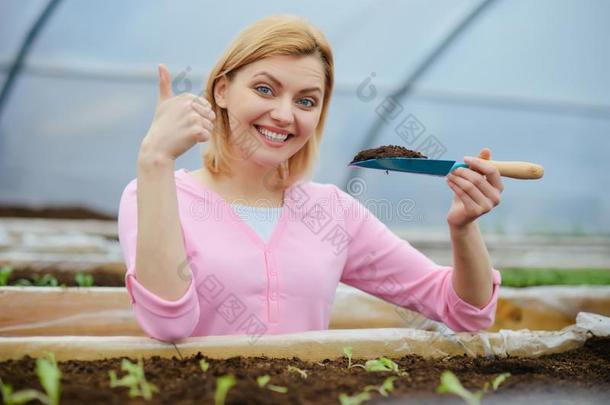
[479,147,491,160]
[157,64,172,104]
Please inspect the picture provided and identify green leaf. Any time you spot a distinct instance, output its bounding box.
[267,384,288,394]
[364,357,398,373]
[0,265,13,286]
[256,375,270,388]
[339,391,371,405]
[75,273,94,287]
[363,376,397,397]
[491,373,510,390]
[436,370,481,405]
[199,359,210,372]
[214,374,236,405]
[35,352,61,405]
[343,346,353,369]
[286,365,307,379]
[107,358,158,400]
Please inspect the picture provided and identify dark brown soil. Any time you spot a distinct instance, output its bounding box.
[2,268,125,287]
[0,205,115,220]
[1,337,608,404]
[350,145,428,164]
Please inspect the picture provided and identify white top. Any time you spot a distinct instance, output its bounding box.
[229,203,283,242]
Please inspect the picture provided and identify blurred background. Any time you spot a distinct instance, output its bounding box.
[0,0,609,236]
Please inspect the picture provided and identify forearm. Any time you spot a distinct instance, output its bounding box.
[449,221,493,308]
[135,140,192,301]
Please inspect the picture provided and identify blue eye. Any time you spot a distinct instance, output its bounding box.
[298,99,315,107]
[255,85,316,108]
[255,85,272,95]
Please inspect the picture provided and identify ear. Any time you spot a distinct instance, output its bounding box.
[214,76,229,109]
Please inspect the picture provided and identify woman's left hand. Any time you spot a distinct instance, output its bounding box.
[446,147,504,229]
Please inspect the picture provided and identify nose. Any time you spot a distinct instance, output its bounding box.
[269,96,294,125]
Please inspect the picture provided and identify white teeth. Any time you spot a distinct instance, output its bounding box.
[256,126,289,142]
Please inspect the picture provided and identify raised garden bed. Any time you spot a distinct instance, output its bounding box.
[2,265,610,336]
[0,313,608,404]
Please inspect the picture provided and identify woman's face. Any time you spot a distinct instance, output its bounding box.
[214,54,325,168]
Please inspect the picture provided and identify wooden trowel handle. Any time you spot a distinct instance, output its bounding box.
[486,160,544,179]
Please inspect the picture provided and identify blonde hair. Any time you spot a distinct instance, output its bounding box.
[202,14,334,191]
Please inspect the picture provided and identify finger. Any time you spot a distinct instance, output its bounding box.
[450,167,500,205]
[191,100,216,121]
[157,64,173,104]
[463,156,504,193]
[447,170,491,210]
[447,177,481,213]
[479,147,491,160]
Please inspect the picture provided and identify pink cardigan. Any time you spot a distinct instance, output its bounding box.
[117,168,501,343]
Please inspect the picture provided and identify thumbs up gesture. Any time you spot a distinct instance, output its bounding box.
[141,64,216,162]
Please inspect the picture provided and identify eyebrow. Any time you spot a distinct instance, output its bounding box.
[252,71,323,95]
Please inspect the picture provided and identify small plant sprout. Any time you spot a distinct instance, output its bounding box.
[214,374,236,405]
[108,358,158,400]
[0,265,13,286]
[199,359,210,372]
[490,372,511,391]
[342,346,365,370]
[256,375,288,394]
[286,365,308,379]
[0,379,49,405]
[436,370,511,405]
[0,352,61,405]
[74,272,94,287]
[363,376,397,397]
[339,391,371,405]
[36,352,61,405]
[14,274,59,287]
[364,357,408,376]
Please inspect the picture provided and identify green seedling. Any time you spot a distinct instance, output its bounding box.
[436,370,511,405]
[214,374,236,405]
[14,274,59,287]
[256,375,288,394]
[74,273,94,287]
[364,357,408,376]
[286,365,308,379]
[342,347,365,370]
[0,265,13,286]
[0,379,49,405]
[339,391,371,405]
[490,372,511,391]
[108,358,158,400]
[36,352,61,405]
[1,352,63,405]
[363,376,397,397]
[199,359,210,372]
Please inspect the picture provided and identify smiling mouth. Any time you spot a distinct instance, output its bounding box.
[254,125,295,143]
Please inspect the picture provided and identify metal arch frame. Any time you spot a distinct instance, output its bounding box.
[342,0,499,191]
[0,0,63,122]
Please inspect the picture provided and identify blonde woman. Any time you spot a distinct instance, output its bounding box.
[118,14,503,343]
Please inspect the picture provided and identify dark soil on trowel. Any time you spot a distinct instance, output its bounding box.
[350,145,428,164]
[1,337,608,404]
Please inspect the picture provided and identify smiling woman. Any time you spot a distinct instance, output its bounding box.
[202,15,335,193]
[118,14,502,343]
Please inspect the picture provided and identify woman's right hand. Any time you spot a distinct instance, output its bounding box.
[140,64,216,162]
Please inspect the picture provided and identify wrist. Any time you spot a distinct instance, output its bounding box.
[138,138,174,170]
[448,220,477,236]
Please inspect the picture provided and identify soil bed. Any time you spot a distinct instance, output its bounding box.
[350,145,428,164]
[1,337,608,404]
[2,268,124,287]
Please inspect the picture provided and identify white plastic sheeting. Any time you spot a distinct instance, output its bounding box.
[0,0,609,234]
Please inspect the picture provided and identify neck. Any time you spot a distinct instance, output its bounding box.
[203,156,285,208]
